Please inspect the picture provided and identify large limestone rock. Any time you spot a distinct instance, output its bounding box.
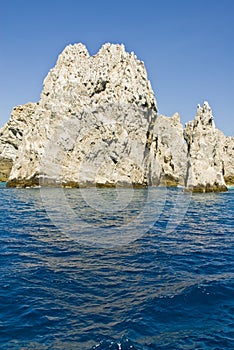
[3,43,233,191]
[149,113,187,186]
[8,43,157,187]
[223,137,234,185]
[0,103,37,181]
[184,102,227,192]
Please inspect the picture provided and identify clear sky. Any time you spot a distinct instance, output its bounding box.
[0,0,233,135]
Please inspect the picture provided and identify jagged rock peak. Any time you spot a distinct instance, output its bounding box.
[7,43,158,188]
[195,101,215,127]
[184,101,227,192]
[2,43,232,191]
[58,43,90,60]
[42,43,156,112]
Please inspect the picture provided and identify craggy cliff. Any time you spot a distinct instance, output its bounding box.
[223,137,234,185]
[184,102,228,192]
[7,43,157,188]
[0,43,233,192]
[0,103,37,181]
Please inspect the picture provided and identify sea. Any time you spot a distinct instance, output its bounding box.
[0,183,233,349]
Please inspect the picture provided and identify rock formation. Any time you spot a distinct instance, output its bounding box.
[0,103,37,181]
[149,113,187,186]
[223,137,234,185]
[0,158,12,182]
[7,43,157,187]
[184,102,227,192]
[0,43,232,192]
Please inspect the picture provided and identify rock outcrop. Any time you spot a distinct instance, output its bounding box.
[149,113,187,186]
[7,43,157,187]
[184,102,227,192]
[0,43,232,192]
[223,137,234,185]
[0,157,13,182]
[0,103,37,181]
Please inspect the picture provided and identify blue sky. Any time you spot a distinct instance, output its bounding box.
[0,0,233,135]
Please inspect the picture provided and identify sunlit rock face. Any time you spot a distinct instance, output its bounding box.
[7,43,158,187]
[184,101,227,192]
[223,136,234,185]
[0,103,37,181]
[2,43,233,191]
[149,113,187,186]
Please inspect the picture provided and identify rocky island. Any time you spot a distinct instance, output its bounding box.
[0,43,233,192]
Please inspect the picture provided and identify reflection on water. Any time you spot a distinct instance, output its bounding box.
[40,186,169,247]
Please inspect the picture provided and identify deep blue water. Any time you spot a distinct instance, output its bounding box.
[0,183,233,349]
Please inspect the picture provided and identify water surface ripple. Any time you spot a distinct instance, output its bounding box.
[0,184,233,349]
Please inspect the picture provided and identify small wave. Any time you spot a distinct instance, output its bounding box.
[92,337,138,350]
